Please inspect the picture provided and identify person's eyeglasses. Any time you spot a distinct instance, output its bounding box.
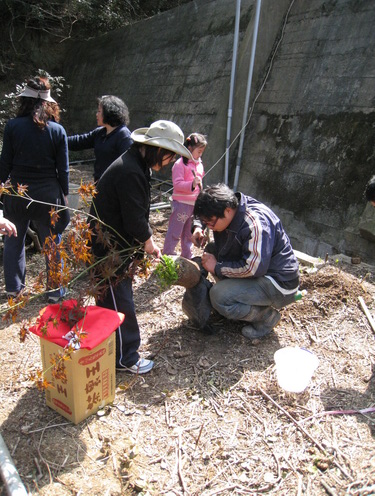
[201,216,219,229]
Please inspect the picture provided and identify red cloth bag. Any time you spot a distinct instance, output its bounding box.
[29,299,125,349]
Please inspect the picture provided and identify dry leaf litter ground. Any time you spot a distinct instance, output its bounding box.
[0,163,374,496]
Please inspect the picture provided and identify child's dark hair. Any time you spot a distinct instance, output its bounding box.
[183,133,207,164]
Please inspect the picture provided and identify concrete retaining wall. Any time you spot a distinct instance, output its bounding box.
[235,0,375,262]
[63,0,253,135]
[62,0,375,263]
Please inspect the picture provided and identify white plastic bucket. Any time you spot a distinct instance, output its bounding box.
[274,347,319,393]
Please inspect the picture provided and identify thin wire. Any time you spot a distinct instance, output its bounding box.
[152,0,295,199]
[204,0,296,179]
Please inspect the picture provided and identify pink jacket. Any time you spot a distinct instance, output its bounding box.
[171,157,205,204]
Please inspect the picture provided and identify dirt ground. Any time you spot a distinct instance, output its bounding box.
[0,163,375,496]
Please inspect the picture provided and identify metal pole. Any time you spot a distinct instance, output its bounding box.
[0,433,28,495]
[224,0,241,185]
[233,0,262,192]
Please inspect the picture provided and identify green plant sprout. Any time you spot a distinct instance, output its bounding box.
[154,255,179,289]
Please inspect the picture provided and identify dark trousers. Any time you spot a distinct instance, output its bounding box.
[97,278,140,368]
[3,217,63,298]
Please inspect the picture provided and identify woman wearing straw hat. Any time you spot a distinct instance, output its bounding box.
[0,75,69,302]
[89,120,192,374]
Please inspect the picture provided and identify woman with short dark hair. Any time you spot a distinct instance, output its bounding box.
[68,95,132,181]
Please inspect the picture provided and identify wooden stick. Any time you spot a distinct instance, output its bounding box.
[358,296,375,334]
[321,479,338,496]
[164,400,171,427]
[177,433,188,494]
[259,388,326,452]
[259,388,353,481]
[194,423,204,452]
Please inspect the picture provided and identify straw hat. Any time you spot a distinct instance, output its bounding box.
[18,85,56,103]
[131,120,192,159]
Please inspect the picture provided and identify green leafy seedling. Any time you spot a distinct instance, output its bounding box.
[154,255,179,289]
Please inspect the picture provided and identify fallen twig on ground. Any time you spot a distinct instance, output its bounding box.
[259,388,353,481]
[358,296,375,334]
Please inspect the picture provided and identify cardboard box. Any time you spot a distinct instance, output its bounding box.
[40,332,116,424]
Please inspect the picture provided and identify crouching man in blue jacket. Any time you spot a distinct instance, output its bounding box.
[190,183,300,340]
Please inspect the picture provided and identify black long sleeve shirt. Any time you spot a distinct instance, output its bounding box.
[89,146,153,268]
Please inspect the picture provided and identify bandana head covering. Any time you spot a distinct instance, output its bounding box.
[18,85,56,103]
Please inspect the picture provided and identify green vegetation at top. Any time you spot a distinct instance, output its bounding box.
[0,0,191,79]
[0,0,191,42]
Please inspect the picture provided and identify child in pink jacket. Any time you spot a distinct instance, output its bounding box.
[163,133,207,259]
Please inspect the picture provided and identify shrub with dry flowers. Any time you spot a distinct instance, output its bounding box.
[0,179,153,389]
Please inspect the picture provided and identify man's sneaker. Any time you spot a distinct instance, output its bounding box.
[117,358,154,374]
